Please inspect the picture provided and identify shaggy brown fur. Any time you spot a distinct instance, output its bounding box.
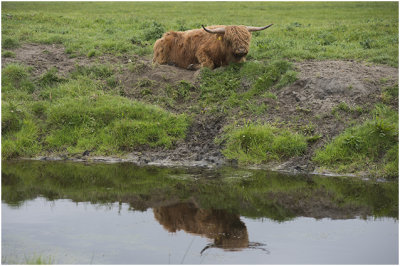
[153,25,252,70]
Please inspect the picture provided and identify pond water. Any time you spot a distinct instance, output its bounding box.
[2,160,398,264]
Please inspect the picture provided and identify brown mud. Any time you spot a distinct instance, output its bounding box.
[3,44,399,175]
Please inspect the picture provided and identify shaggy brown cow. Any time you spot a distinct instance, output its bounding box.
[153,24,273,70]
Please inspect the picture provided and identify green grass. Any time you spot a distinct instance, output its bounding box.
[220,122,308,164]
[380,83,399,106]
[2,63,35,93]
[2,2,398,66]
[313,105,399,178]
[2,50,15,57]
[1,64,189,159]
[199,60,295,114]
[2,37,19,49]
[331,102,366,116]
[45,95,189,153]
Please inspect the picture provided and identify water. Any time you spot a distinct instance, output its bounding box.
[2,160,398,264]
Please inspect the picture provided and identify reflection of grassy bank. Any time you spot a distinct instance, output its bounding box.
[2,161,398,221]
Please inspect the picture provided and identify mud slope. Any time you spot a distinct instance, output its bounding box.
[2,44,398,172]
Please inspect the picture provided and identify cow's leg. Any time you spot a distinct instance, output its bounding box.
[195,50,215,69]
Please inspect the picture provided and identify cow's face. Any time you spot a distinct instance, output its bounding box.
[223,26,252,60]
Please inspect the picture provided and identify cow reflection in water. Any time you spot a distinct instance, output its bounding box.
[153,202,269,254]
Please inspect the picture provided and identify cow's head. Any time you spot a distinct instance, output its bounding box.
[202,24,273,60]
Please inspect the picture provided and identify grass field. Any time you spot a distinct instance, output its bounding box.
[2,2,398,65]
[1,2,398,178]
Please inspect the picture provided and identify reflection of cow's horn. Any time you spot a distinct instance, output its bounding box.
[246,24,273,32]
[202,25,226,34]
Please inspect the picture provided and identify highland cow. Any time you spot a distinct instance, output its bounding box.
[153,24,273,70]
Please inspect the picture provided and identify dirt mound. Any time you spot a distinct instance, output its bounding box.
[2,43,82,77]
[118,57,199,87]
[293,60,397,112]
[271,60,398,134]
[261,60,398,173]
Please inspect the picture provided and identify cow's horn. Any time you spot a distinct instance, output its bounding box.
[246,24,273,32]
[202,25,225,34]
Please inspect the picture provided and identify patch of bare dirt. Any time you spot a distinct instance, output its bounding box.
[2,43,83,77]
[3,44,398,173]
[118,56,199,88]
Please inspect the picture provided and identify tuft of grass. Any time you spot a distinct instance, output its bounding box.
[72,64,114,79]
[165,80,195,101]
[128,60,148,73]
[38,67,65,86]
[87,49,97,58]
[143,21,165,41]
[2,50,16,57]
[251,60,294,92]
[2,37,19,49]
[276,70,298,89]
[2,119,40,159]
[221,122,307,164]
[2,63,35,93]
[313,105,398,178]
[2,101,26,135]
[381,83,398,105]
[331,102,366,118]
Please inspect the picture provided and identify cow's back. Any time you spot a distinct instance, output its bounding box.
[153,26,232,69]
[153,29,212,68]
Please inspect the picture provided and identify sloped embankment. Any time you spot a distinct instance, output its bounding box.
[2,44,398,175]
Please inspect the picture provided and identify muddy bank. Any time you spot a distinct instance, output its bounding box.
[3,44,398,176]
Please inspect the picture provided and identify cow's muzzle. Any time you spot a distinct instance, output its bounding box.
[234,52,247,58]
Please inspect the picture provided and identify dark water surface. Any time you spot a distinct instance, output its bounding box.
[2,160,398,264]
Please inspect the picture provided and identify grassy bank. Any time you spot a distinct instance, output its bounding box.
[313,105,399,178]
[1,2,398,178]
[2,63,189,159]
